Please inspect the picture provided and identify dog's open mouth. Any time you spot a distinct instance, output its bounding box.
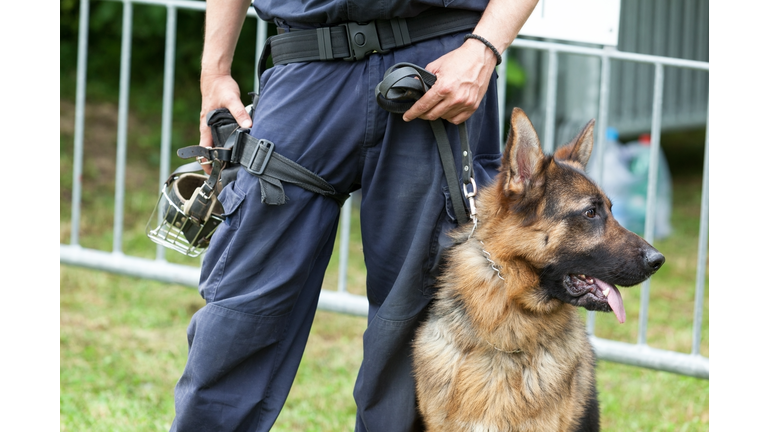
[566,274,626,323]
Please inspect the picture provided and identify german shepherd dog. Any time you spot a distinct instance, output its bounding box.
[413,108,665,431]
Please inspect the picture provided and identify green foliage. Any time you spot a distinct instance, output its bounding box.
[505,56,527,89]
[61,0,262,117]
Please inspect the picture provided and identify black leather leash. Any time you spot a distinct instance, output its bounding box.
[375,63,476,225]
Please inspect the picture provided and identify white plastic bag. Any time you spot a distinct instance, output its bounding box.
[588,129,672,239]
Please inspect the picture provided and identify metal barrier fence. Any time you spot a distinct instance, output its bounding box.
[60,0,709,379]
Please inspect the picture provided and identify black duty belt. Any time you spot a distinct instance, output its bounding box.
[260,8,481,73]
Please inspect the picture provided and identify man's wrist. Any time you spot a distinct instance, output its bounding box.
[464,34,503,66]
[201,58,233,77]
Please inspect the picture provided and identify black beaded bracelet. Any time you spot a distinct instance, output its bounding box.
[464,34,503,66]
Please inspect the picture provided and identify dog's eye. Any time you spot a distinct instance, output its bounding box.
[584,208,596,218]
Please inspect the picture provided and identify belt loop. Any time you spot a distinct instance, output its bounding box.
[390,18,411,47]
[246,140,276,176]
[317,27,333,61]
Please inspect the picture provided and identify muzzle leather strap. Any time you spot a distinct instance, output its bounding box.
[375,63,474,225]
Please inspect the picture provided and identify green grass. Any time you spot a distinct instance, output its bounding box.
[60,271,200,431]
[60,99,708,431]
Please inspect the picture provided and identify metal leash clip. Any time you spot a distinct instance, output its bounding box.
[464,177,478,237]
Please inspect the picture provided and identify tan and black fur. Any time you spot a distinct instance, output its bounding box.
[413,108,665,432]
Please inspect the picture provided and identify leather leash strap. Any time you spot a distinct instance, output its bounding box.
[375,63,475,225]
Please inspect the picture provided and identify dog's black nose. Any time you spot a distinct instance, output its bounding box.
[645,250,665,272]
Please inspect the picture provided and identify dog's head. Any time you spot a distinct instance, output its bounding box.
[479,108,664,323]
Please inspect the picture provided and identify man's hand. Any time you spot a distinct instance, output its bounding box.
[198,73,252,174]
[402,0,539,125]
[402,39,497,125]
[197,0,252,174]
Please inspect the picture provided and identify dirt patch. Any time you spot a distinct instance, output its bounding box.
[61,99,166,198]
[61,99,119,186]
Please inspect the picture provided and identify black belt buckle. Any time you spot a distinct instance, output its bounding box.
[342,22,388,61]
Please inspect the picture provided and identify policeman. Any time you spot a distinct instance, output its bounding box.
[171,1,538,431]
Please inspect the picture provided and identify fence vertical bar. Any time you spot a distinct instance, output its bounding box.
[497,54,508,150]
[337,200,352,293]
[255,18,267,93]
[587,46,613,335]
[71,0,90,247]
[692,109,709,356]
[113,0,134,254]
[542,49,558,153]
[156,4,178,260]
[638,62,664,346]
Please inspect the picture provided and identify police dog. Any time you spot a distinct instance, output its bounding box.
[413,108,665,431]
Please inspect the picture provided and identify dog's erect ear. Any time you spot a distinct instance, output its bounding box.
[502,108,544,194]
[554,119,595,168]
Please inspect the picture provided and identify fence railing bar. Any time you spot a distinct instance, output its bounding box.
[694,1,708,110]
[113,1,134,254]
[594,47,613,187]
[511,38,709,71]
[692,106,709,356]
[255,19,267,94]
[156,5,178,261]
[71,0,90,247]
[337,200,353,293]
[108,0,205,11]
[637,62,664,346]
[105,1,709,72]
[58,243,708,379]
[105,0,263,16]
[590,336,708,379]
[497,54,507,150]
[587,46,614,335]
[679,0,695,115]
[542,49,558,154]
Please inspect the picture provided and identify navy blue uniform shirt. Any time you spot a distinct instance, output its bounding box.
[253,0,491,26]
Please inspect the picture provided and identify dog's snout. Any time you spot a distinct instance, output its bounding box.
[645,249,665,273]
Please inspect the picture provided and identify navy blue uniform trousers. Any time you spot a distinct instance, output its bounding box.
[171,33,502,432]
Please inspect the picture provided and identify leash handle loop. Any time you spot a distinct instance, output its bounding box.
[375,63,436,113]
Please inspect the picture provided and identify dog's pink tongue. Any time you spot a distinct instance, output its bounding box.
[595,279,625,323]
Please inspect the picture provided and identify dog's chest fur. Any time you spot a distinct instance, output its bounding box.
[413,241,596,432]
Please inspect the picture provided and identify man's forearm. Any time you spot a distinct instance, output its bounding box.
[472,0,539,58]
[196,0,254,165]
[201,0,252,77]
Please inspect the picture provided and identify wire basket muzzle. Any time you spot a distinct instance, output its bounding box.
[146,173,224,257]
